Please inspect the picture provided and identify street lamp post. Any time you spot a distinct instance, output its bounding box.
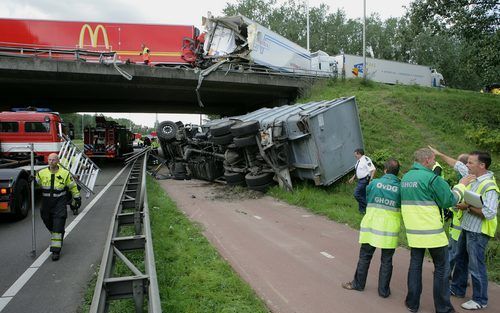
[363,0,366,80]
[306,0,310,51]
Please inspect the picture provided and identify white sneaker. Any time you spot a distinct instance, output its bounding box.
[461,300,487,310]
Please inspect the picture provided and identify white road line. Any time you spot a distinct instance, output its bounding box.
[253,215,262,220]
[301,214,312,218]
[320,251,335,259]
[0,166,127,312]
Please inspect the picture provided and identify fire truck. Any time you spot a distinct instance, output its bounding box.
[84,116,134,160]
[0,18,201,65]
[0,107,73,219]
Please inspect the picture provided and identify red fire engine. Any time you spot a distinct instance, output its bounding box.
[0,18,200,65]
[84,116,134,159]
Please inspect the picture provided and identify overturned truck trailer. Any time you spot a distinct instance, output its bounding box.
[157,97,363,191]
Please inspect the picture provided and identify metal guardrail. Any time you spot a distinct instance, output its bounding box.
[90,152,161,313]
[0,45,116,61]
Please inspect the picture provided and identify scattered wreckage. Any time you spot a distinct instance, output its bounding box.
[156,97,363,191]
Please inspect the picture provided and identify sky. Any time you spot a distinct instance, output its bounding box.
[1,0,413,127]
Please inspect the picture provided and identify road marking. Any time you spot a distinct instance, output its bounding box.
[320,251,335,259]
[0,166,127,312]
[302,214,312,218]
[253,215,262,220]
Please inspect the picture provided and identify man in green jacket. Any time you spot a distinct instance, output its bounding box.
[342,158,401,298]
[401,148,473,313]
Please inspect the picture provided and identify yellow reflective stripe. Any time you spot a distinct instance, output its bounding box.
[116,50,183,57]
[51,232,63,248]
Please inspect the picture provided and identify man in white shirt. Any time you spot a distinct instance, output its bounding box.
[349,148,376,214]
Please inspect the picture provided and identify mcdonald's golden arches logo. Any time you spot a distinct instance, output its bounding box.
[79,24,109,49]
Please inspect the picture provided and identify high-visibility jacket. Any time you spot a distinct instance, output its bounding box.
[151,140,160,149]
[449,209,463,241]
[466,177,499,237]
[36,166,80,199]
[359,173,401,249]
[401,162,465,248]
[141,46,150,62]
[432,161,444,179]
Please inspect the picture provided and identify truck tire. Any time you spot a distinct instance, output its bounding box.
[157,121,178,141]
[248,181,276,192]
[245,172,274,187]
[224,171,246,186]
[210,120,236,137]
[230,120,260,137]
[13,179,30,219]
[234,134,257,148]
[211,133,234,146]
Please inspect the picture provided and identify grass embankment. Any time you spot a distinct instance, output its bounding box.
[147,176,269,313]
[80,177,268,313]
[269,79,500,282]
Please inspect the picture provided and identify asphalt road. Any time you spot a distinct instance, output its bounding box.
[0,162,129,313]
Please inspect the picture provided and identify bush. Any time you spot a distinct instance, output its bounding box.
[465,126,500,153]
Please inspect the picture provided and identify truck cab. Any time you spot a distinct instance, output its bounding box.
[0,107,71,219]
[0,108,70,163]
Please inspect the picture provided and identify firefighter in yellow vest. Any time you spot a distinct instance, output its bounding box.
[401,148,473,313]
[140,43,150,65]
[36,153,81,261]
[450,151,498,310]
[342,158,401,298]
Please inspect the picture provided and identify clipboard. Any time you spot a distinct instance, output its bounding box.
[464,190,483,208]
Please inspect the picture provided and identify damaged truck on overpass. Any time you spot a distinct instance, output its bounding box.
[156,97,363,191]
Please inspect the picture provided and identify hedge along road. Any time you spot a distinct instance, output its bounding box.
[159,178,500,313]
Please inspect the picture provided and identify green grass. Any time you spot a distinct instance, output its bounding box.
[147,176,269,313]
[270,79,500,282]
[80,177,268,312]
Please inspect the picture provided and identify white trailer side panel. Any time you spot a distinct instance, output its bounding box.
[335,54,433,87]
[247,22,311,73]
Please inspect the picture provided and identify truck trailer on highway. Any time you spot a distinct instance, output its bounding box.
[0,18,200,65]
[334,54,444,87]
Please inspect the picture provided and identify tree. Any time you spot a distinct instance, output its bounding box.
[405,0,500,89]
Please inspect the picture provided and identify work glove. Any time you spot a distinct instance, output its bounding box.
[72,197,82,210]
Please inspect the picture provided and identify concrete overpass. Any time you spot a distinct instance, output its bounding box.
[0,55,314,115]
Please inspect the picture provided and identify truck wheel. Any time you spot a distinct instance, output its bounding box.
[157,121,178,141]
[210,120,237,137]
[211,133,234,146]
[248,181,276,192]
[245,172,274,187]
[13,179,30,219]
[230,120,260,137]
[234,134,257,147]
[224,171,246,186]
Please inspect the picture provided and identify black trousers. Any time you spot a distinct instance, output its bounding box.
[40,196,67,252]
[352,243,395,297]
